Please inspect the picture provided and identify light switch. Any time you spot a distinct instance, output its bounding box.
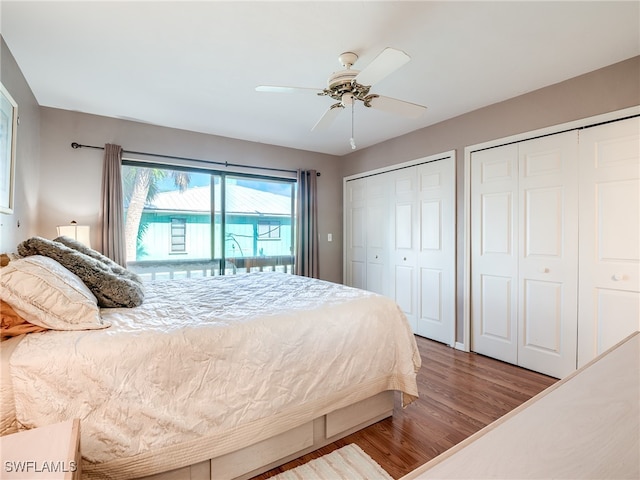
[327,233,333,242]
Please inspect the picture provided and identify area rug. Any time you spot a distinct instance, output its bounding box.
[269,444,394,479]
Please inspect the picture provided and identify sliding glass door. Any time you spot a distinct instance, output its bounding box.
[122,163,295,280]
[220,175,295,275]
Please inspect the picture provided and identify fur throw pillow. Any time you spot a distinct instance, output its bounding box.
[54,235,142,284]
[17,237,144,308]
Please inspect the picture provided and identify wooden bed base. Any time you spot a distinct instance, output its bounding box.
[138,390,395,480]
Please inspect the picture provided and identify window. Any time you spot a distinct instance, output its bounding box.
[258,220,281,240]
[170,218,186,253]
[122,163,295,278]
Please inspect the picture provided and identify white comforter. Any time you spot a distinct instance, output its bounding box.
[8,273,420,478]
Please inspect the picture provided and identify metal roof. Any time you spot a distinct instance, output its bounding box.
[145,183,292,216]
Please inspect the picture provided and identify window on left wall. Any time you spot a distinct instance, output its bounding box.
[122,162,296,280]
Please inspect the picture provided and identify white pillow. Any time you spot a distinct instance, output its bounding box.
[0,255,110,331]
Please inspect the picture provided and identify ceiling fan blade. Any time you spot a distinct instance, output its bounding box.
[311,104,344,131]
[355,48,411,86]
[368,95,427,119]
[255,85,322,94]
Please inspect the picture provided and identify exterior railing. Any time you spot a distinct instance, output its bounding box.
[128,255,296,281]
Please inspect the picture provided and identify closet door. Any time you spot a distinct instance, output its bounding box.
[390,167,419,332]
[471,144,519,364]
[345,178,367,289]
[416,159,456,344]
[364,174,389,296]
[471,133,579,377]
[517,132,579,378]
[344,176,388,295]
[345,153,456,343]
[577,116,640,367]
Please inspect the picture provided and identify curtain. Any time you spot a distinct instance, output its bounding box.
[100,144,126,266]
[295,169,319,278]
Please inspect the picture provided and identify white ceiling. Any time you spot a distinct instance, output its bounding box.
[2,1,639,156]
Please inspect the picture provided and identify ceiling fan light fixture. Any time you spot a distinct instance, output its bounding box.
[341,93,354,106]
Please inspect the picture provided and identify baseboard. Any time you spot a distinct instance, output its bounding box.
[455,342,468,352]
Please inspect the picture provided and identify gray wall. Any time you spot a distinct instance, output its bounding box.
[339,56,640,344]
[2,32,344,282]
[37,108,345,283]
[341,56,640,176]
[0,37,41,252]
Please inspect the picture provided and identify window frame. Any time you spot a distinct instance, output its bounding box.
[122,160,296,275]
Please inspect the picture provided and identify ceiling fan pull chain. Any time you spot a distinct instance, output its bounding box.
[350,101,356,150]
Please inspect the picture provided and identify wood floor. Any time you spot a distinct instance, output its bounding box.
[252,335,557,479]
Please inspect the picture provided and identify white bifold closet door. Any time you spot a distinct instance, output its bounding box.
[417,160,456,343]
[389,159,456,344]
[344,174,388,296]
[344,177,367,291]
[344,154,456,345]
[577,116,640,367]
[471,131,579,378]
[517,133,579,377]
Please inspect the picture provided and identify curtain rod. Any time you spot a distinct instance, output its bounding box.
[70,142,320,176]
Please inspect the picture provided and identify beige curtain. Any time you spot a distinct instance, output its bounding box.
[295,169,319,278]
[100,144,126,266]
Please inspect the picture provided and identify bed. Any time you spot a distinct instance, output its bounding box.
[1,247,420,480]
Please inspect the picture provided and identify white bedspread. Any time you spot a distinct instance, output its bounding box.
[8,273,420,479]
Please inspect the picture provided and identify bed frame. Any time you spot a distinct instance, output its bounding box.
[139,390,395,480]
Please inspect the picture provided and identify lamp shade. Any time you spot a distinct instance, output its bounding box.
[57,222,91,249]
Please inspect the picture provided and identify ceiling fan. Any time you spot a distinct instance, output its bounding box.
[256,48,427,149]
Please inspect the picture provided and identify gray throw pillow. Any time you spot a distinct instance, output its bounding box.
[54,235,142,284]
[17,237,144,308]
